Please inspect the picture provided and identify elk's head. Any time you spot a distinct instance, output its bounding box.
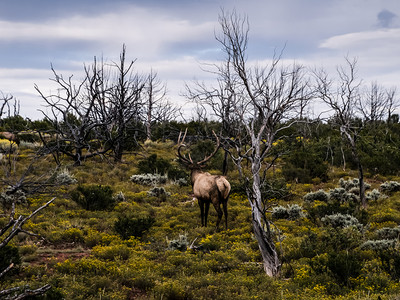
[177,129,220,171]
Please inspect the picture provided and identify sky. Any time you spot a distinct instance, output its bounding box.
[0,0,399,120]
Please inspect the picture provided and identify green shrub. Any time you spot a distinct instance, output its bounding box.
[260,177,292,201]
[61,228,85,243]
[92,244,131,260]
[114,216,155,240]
[71,184,115,211]
[326,250,362,287]
[0,245,21,273]
[138,154,171,175]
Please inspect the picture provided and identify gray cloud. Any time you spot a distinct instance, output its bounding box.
[377,9,398,28]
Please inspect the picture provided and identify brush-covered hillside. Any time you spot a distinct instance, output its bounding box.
[2,133,400,300]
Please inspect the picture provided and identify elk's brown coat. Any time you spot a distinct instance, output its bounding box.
[177,131,230,229]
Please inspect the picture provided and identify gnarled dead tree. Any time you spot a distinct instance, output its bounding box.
[186,10,313,276]
[177,130,231,230]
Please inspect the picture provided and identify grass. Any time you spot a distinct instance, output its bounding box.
[2,142,400,299]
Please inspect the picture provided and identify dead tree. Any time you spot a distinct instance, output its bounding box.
[357,81,398,124]
[144,69,168,141]
[314,57,367,207]
[186,10,312,276]
[107,45,145,161]
[35,63,113,166]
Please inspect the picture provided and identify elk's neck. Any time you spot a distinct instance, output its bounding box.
[190,169,202,184]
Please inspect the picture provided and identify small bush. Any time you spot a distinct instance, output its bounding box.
[55,168,77,185]
[272,204,304,220]
[375,227,400,240]
[138,154,171,175]
[328,188,358,203]
[0,187,27,209]
[113,191,126,202]
[321,213,363,230]
[167,234,189,251]
[287,204,304,220]
[92,244,131,260]
[61,228,85,243]
[0,245,21,273]
[339,178,371,192]
[271,206,289,219]
[71,184,115,211]
[114,216,155,240]
[148,187,170,198]
[361,239,397,251]
[303,189,329,202]
[130,173,167,186]
[366,189,382,201]
[0,138,18,153]
[380,181,400,193]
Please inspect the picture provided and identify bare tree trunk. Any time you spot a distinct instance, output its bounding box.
[247,168,280,276]
[341,127,366,207]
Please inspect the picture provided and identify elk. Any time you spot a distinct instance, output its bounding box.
[0,132,19,145]
[177,130,230,230]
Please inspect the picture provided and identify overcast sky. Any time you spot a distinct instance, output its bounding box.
[0,0,399,119]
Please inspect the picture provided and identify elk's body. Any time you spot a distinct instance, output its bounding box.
[191,169,230,229]
[178,130,231,229]
[0,132,19,145]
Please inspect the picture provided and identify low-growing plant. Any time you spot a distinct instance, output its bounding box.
[360,239,397,251]
[137,153,171,175]
[114,216,155,240]
[148,187,170,198]
[375,227,400,240]
[321,213,363,230]
[339,178,371,192]
[55,168,77,185]
[271,204,304,220]
[0,245,21,274]
[167,234,189,251]
[303,189,328,202]
[328,187,358,203]
[92,244,131,261]
[380,181,400,193]
[0,187,27,209]
[113,191,126,202]
[366,189,382,201]
[130,173,167,186]
[71,184,115,211]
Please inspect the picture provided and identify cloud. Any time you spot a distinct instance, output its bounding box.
[377,9,398,28]
[0,6,216,60]
[320,28,400,51]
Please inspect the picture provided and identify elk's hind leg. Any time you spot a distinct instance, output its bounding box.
[213,201,223,230]
[222,200,228,230]
[198,199,205,227]
[204,201,210,227]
